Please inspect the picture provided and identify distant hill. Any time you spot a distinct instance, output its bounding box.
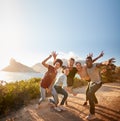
[2,58,86,73]
[32,63,47,73]
[2,58,37,72]
[32,59,68,73]
[32,58,85,73]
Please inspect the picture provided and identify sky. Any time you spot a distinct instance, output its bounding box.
[0,0,120,70]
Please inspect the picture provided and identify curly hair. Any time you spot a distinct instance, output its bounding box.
[54,59,63,67]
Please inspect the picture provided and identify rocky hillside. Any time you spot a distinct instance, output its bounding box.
[2,58,37,72]
[32,63,47,73]
[1,58,87,73]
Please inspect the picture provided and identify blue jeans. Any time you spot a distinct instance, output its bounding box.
[87,82,102,114]
[39,86,58,105]
[54,85,68,105]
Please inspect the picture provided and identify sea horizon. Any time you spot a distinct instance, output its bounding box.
[0,71,43,83]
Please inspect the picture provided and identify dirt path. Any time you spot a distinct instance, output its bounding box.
[1,82,120,121]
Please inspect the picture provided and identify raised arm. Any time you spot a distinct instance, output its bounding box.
[52,51,58,64]
[96,58,116,68]
[92,51,104,63]
[42,54,52,68]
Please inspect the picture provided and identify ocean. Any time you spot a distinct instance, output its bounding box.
[0,71,43,83]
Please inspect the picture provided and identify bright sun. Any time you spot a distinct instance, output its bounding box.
[0,1,25,69]
[0,21,24,70]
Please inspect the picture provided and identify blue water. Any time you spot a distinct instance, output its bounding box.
[0,71,43,83]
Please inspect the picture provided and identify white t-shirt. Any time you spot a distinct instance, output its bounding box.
[54,73,67,88]
[87,63,101,84]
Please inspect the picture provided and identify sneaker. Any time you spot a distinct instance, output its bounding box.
[35,104,39,109]
[59,105,66,111]
[86,114,96,120]
[48,99,55,104]
[83,101,87,106]
[54,107,61,112]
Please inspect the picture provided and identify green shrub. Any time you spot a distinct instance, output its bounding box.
[0,78,41,116]
[73,77,88,88]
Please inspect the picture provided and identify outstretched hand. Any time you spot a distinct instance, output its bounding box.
[109,58,116,64]
[87,53,93,58]
[73,92,77,96]
[99,51,104,57]
[51,51,58,60]
[46,88,51,95]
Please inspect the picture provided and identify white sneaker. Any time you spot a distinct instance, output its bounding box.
[86,114,96,120]
[54,107,61,112]
[59,105,66,111]
[35,104,39,109]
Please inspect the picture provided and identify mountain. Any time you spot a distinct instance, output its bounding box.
[32,61,56,73]
[2,58,86,73]
[32,59,68,73]
[32,63,47,73]
[2,58,37,72]
[32,58,85,73]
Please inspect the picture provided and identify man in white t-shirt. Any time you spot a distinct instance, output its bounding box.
[85,56,115,120]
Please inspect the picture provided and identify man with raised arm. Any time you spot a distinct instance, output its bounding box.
[85,56,115,120]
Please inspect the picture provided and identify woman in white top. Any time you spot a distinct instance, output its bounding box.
[54,66,73,110]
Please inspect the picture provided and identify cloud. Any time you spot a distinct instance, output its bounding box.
[57,51,82,60]
[55,51,86,66]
